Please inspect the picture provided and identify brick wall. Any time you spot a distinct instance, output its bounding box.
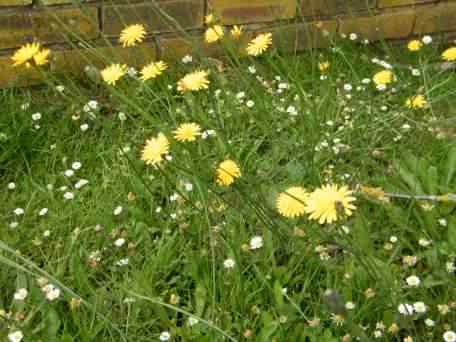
[1,0,456,87]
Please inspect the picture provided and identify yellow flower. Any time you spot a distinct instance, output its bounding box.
[205,25,224,44]
[101,64,128,86]
[140,61,167,81]
[230,25,242,39]
[33,48,50,66]
[246,32,272,56]
[407,40,423,52]
[319,61,330,72]
[141,133,170,166]
[405,94,427,109]
[276,187,309,218]
[305,184,356,224]
[442,47,456,61]
[205,14,214,25]
[11,42,41,67]
[216,160,241,186]
[173,123,201,142]
[119,24,146,48]
[177,70,209,93]
[373,70,394,85]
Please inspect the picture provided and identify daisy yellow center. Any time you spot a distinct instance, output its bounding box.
[216,160,241,186]
[173,123,202,142]
[305,184,356,224]
[246,32,272,56]
[140,61,167,81]
[205,25,224,43]
[177,70,210,93]
[373,70,393,85]
[141,133,170,166]
[276,187,309,218]
[119,24,146,48]
[442,47,456,61]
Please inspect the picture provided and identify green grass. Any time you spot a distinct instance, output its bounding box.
[1,32,456,342]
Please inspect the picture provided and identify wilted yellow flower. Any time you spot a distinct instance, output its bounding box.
[101,64,128,86]
[246,32,272,56]
[373,70,394,85]
[119,24,146,48]
[230,25,242,39]
[305,184,356,224]
[205,14,214,25]
[276,187,309,218]
[319,61,330,72]
[140,61,167,81]
[405,94,427,109]
[407,40,423,52]
[33,48,50,66]
[173,123,201,142]
[141,133,170,166]
[442,47,456,61]
[216,160,241,186]
[177,70,209,93]
[11,42,41,67]
[205,25,224,44]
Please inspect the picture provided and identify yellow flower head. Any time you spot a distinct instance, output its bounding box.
[216,160,241,186]
[140,61,167,81]
[276,187,309,218]
[177,70,209,93]
[141,133,170,166]
[405,94,427,109]
[373,70,394,86]
[246,32,272,56]
[11,42,41,67]
[407,40,423,52]
[205,25,224,44]
[305,184,356,224]
[230,25,242,39]
[101,64,128,86]
[33,48,50,66]
[173,123,202,142]
[319,61,330,72]
[442,47,456,61]
[205,14,214,25]
[119,24,146,48]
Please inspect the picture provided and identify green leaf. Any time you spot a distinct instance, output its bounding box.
[46,307,61,340]
[445,146,456,187]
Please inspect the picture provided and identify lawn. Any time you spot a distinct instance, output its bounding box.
[1,26,456,342]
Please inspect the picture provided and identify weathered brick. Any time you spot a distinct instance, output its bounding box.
[299,0,375,16]
[414,3,456,34]
[103,0,204,36]
[0,54,43,88]
[269,21,337,53]
[378,0,436,8]
[0,0,32,6]
[339,10,415,40]
[208,0,296,25]
[0,7,99,50]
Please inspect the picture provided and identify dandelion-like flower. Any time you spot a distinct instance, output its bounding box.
[33,48,50,66]
[119,24,146,47]
[141,133,170,166]
[205,25,224,43]
[11,42,41,67]
[204,14,214,25]
[373,70,394,86]
[177,70,209,93]
[246,33,272,56]
[442,47,456,61]
[140,61,167,81]
[305,184,356,224]
[405,94,427,109]
[230,25,242,39]
[407,40,423,52]
[101,64,128,86]
[173,123,202,142]
[319,61,330,72]
[276,187,309,218]
[216,160,241,186]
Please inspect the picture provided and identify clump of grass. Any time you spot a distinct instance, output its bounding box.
[1,16,456,342]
